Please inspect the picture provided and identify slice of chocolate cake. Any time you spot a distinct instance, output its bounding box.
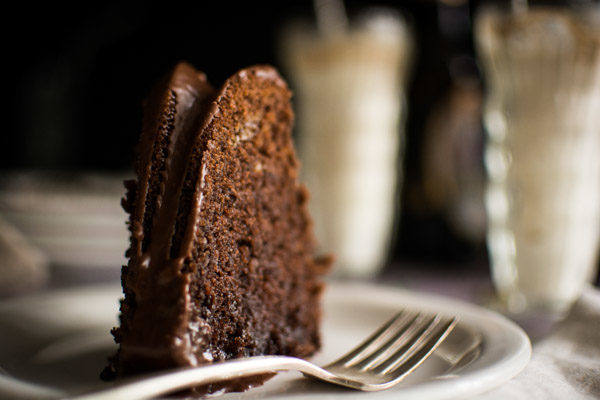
[107,62,330,394]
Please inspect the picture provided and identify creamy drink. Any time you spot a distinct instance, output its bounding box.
[281,10,412,277]
[476,7,600,313]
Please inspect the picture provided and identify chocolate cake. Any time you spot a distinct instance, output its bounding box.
[106,62,330,394]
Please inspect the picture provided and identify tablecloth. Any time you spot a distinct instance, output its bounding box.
[475,286,600,400]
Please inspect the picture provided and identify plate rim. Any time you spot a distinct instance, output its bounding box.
[0,281,532,400]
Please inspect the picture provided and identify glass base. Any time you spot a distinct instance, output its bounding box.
[494,289,574,315]
[488,291,574,341]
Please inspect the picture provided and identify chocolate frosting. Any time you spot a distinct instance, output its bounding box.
[118,62,217,367]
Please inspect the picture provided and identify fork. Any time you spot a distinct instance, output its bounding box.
[67,311,457,400]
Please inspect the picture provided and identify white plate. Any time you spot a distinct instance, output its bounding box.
[0,282,531,399]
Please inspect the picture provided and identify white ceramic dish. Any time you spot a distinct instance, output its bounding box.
[0,172,129,270]
[0,282,531,399]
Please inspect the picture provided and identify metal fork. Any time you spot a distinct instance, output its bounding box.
[68,311,457,400]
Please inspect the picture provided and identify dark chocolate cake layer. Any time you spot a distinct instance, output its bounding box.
[108,62,330,394]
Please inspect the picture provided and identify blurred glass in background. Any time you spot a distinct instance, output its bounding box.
[280,2,412,277]
[476,0,600,315]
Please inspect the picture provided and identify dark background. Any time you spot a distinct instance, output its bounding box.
[9,0,473,172]
[6,0,599,283]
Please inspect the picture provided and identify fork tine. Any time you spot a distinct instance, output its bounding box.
[352,313,433,371]
[374,316,457,377]
[327,310,414,367]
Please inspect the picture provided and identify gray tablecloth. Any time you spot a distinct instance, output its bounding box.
[475,287,600,400]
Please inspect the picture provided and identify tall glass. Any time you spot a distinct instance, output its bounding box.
[280,10,412,277]
[476,5,600,314]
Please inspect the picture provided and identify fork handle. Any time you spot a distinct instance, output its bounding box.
[65,356,330,400]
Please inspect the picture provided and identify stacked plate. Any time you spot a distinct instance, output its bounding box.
[0,171,130,271]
